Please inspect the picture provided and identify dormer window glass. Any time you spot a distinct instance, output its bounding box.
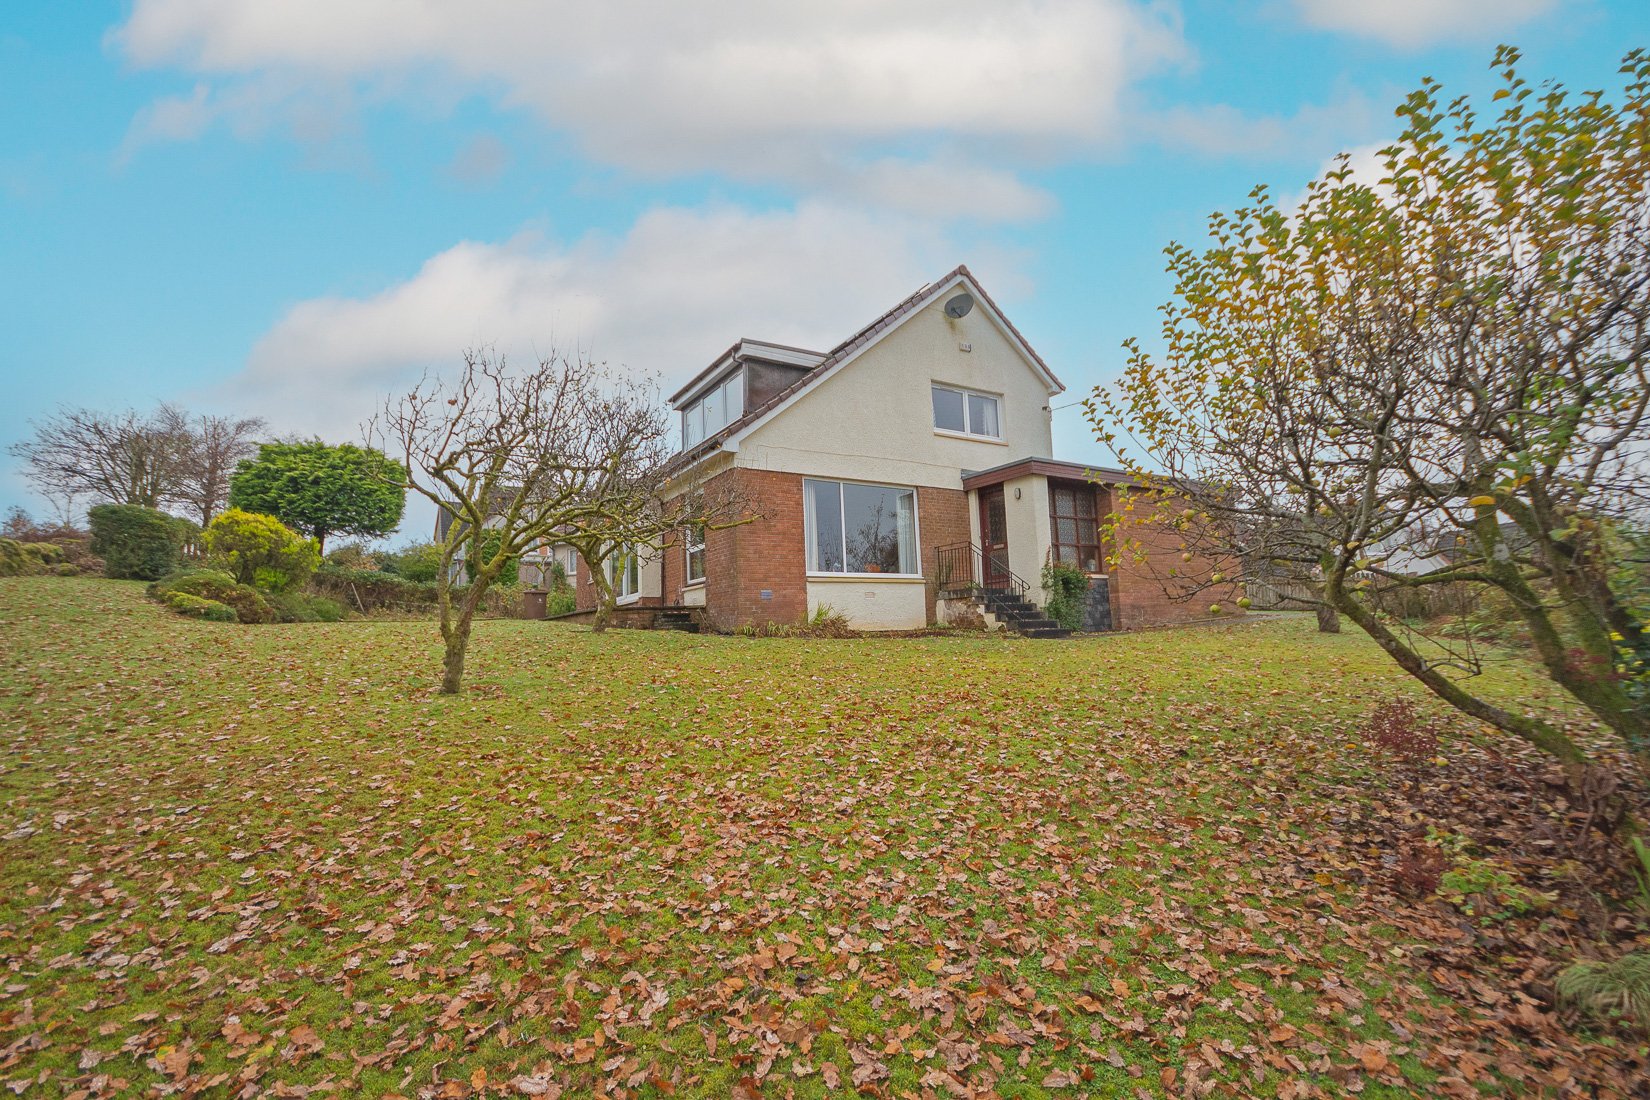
[681,370,745,449]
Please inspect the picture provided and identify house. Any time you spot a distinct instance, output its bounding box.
[568,265,1241,633]
[432,501,577,589]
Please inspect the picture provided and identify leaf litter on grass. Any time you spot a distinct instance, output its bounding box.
[0,577,1645,1098]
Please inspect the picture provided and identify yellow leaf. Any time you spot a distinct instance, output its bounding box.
[1467,495,1497,508]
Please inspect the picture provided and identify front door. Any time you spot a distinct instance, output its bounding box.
[979,487,1010,590]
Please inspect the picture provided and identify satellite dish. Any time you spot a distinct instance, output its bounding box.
[944,292,975,319]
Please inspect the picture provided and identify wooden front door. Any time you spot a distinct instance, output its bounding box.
[979,487,1010,589]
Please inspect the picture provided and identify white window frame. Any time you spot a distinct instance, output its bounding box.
[931,383,1002,441]
[685,523,706,585]
[681,369,745,448]
[803,478,922,578]
[607,545,641,604]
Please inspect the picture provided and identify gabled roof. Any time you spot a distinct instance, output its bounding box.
[665,265,1063,474]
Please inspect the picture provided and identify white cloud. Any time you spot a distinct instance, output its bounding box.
[1290,0,1556,48]
[445,134,510,187]
[111,0,1184,219]
[221,201,1015,441]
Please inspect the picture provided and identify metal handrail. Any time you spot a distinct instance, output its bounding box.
[935,541,1031,600]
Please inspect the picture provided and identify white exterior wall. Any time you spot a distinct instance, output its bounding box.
[734,296,1056,488]
[806,578,927,630]
[1004,474,1051,606]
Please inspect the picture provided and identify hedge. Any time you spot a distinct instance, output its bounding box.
[89,505,196,580]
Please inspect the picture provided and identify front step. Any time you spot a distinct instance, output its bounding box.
[975,591,1070,639]
[653,609,700,633]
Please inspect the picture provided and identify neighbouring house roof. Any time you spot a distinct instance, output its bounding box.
[961,456,1136,492]
[664,265,1064,476]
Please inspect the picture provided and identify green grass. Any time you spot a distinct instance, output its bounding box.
[0,578,1598,1097]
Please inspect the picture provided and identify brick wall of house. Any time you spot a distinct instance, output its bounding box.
[703,468,810,632]
[917,485,971,624]
[1105,489,1245,628]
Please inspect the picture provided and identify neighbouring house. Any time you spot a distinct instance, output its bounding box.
[561,265,1240,634]
[432,502,577,588]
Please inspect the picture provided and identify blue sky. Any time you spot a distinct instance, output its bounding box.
[2,1,1646,538]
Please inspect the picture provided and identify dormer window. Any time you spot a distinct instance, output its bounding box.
[932,384,1001,440]
[682,370,745,448]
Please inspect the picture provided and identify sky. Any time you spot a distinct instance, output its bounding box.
[2,1,1646,541]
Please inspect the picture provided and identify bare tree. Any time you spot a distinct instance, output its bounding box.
[176,413,267,527]
[9,404,195,513]
[370,348,674,693]
[1092,48,1650,779]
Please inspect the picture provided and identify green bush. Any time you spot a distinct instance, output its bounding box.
[203,508,320,591]
[88,504,196,580]
[546,587,577,617]
[1041,561,1091,632]
[149,569,274,624]
[21,543,64,567]
[324,540,377,570]
[379,541,444,583]
[54,563,81,577]
[311,564,440,613]
[0,539,31,577]
[162,591,238,623]
[265,590,345,623]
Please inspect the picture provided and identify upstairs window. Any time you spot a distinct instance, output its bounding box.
[682,371,745,448]
[931,384,1001,439]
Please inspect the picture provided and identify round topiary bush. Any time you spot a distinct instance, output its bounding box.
[149,570,274,624]
[89,504,196,580]
[162,591,238,622]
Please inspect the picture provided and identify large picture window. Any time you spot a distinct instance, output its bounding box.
[931,384,1001,440]
[1049,482,1101,572]
[804,479,918,575]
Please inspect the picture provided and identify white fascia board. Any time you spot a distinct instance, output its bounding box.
[721,271,1060,449]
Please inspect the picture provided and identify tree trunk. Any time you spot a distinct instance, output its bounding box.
[440,617,470,695]
[1315,602,1341,634]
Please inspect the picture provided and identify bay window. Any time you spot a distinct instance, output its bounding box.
[804,479,918,575]
[931,384,1001,440]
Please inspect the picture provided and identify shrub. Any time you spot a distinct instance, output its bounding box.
[2,509,99,572]
[149,569,274,624]
[311,564,440,614]
[204,508,320,591]
[1362,698,1444,764]
[54,563,80,577]
[379,541,444,583]
[265,590,345,623]
[89,504,196,580]
[21,543,64,567]
[0,539,32,577]
[324,540,377,570]
[546,587,577,617]
[1041,561,1090,631]
[1557,953,1650,1034]
[162,591,238,623]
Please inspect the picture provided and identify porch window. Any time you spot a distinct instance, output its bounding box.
[685,523,706,583]
[931,384,1001,440]
[804,479,918,575]
[1049,482,1102,573]
[606,545,640,600]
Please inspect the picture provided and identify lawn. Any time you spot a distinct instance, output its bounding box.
[0,578,1640,1098]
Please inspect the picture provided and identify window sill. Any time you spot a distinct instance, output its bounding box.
[683,579,706,589]
[806,573,926,583]
[617,594,641,606]
[933,428,1008,445]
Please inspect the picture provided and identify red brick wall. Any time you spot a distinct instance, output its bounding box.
[703,468,809,631]
[917,485,970,624]
[1105,487,1244,628]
